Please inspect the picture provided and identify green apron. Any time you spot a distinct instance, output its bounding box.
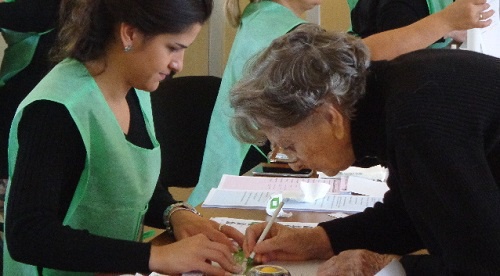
[3,59,161,275]
[188,1,306,206]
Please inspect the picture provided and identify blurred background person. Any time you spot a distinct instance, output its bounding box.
[350,0,466,48]
[189,0,317,206]
[189,0,493,206]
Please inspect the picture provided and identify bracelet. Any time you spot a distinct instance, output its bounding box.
[163,202,201,236]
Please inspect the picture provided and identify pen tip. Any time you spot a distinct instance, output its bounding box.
[244,257,254,275]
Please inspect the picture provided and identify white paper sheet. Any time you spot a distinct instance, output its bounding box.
[346,176,390,198]
[202,188,382,213]
[375,259,406,276]
[461,0,500,58]
[211,217,318,234]
[217,174,347,193]
[318,165,389,182]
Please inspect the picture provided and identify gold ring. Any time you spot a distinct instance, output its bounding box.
[480,13,483,20]
[218,223,225,232]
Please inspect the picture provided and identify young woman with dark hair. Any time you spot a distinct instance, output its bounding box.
[3,0,244,275]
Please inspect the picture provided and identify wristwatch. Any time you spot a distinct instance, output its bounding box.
[163,202,201,236]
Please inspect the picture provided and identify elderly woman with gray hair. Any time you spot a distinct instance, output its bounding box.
[233,24,500,275]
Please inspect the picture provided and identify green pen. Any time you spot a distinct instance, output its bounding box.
[244,201,285,274]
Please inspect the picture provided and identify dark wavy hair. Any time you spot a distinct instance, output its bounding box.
[52,0,213,62]
[230,24,371,145]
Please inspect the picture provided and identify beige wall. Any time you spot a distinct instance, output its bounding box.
[177,23,211,77]
[321,0,351,32]
[0,3,352,77]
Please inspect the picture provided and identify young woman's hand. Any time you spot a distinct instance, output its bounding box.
[149,233,243,275]
[170,210,244,249]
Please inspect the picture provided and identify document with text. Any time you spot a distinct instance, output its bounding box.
[202,176,382,213]
[216,174,348,193]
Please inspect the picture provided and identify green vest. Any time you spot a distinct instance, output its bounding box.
[188,1,306,206]
[4,59,161,275]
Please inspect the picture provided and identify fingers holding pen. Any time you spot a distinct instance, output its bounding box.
[243,222,302,263]
[242,222,278,262]
[243,223,335,264]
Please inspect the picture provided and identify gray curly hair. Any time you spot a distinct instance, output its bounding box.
[230,24,371,145]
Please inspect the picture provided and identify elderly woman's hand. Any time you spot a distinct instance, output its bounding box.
[317,249,401,276]
[243,223,334,263]
[170,210,244,250]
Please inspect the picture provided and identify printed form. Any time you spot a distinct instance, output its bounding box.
[202,175,383,213]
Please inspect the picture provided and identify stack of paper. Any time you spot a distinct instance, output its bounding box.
[202,175,385,213]
[317,165,389,182]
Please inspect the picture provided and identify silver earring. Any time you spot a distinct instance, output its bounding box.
[124,45,132,52]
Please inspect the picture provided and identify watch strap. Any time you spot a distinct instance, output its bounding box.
[163,202,201,235]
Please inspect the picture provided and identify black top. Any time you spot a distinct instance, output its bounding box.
[319,49,500,274]
[351,0,430,38]
[5,91,176,273]
[0,0,59,31]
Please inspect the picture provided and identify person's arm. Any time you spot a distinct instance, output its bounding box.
[319,178,426,255]
[382,51,500,274]
[5,101,151,273]
[145,160,245,248]
[144,183,177,229]
[390,111,500,273]
[0,0,59,31]
[363,0,493,60]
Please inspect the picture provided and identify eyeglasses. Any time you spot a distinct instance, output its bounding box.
[267,146,297,163]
